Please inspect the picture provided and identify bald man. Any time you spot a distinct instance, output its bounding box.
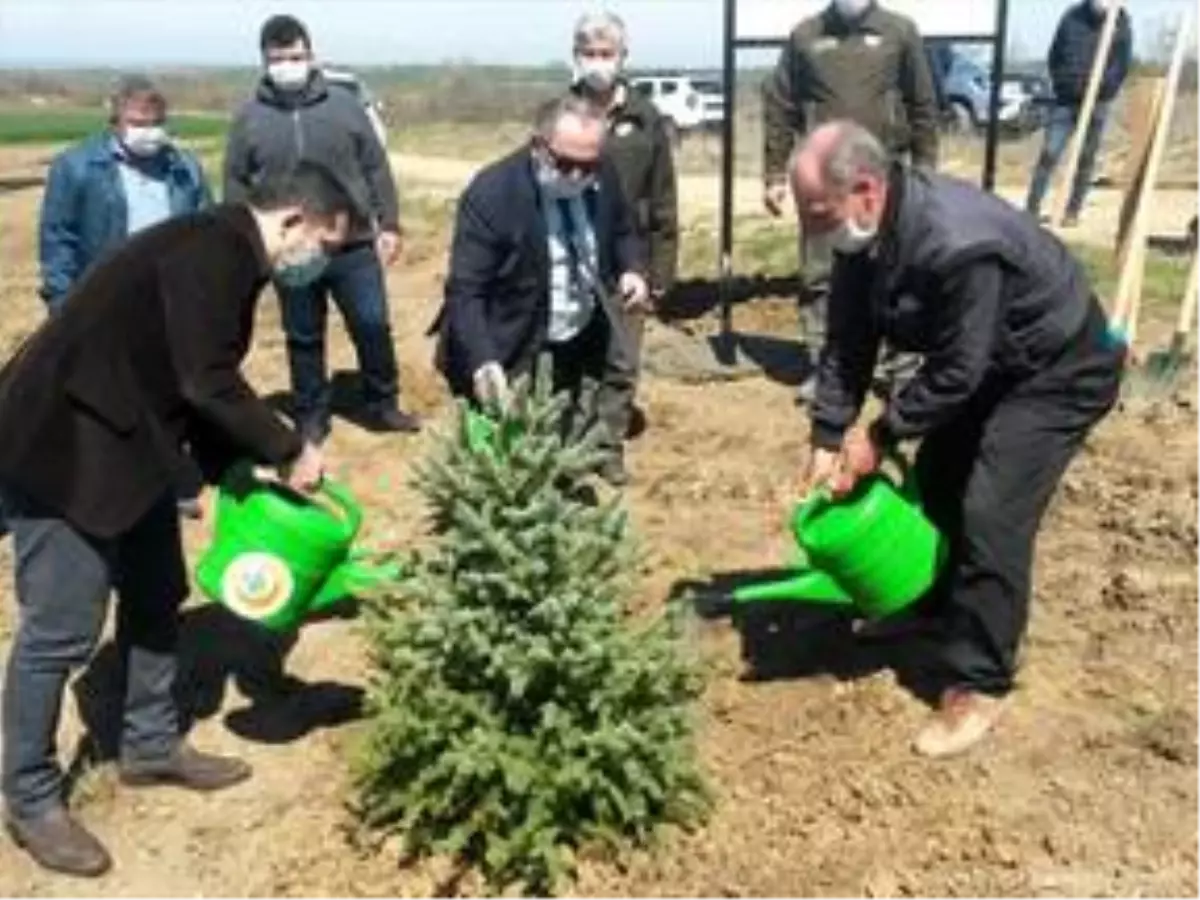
[792,121,1123,758]
[432,94,648,484]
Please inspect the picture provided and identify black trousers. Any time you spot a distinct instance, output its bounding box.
[915,299,1123,695]
[545,311,611,449]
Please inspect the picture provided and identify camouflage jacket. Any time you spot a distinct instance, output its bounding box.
[573,80,679,294]
[762,2,940,184]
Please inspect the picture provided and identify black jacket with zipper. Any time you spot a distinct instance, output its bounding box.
[223,71,399,241]
[811,164,1100,450]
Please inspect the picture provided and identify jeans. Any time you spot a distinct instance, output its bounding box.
[1,491,187,819]
[1026,101,1112,219]
[277,242,400,428]
[914,300,1122,695]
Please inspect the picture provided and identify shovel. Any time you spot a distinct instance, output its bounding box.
[1137,249,1198,396]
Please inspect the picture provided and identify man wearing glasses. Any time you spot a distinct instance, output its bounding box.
[432,94,648,479]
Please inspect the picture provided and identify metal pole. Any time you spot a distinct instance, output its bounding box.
[718,0,736,351]
[982,0,1010,191]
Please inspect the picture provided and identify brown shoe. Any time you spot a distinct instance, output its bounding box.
[119,743,251,792]
[5,806,112,877]
[913,688,1007,758]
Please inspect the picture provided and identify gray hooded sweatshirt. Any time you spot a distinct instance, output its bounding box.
[223,70,399,242]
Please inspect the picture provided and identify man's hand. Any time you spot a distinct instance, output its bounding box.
[764,181,788,218]
[619,271,649,311]
[830,426,884,497]
[376,229,402,267]
[803,447,841,495]
[281,442,324,494]
[472,361,511,412]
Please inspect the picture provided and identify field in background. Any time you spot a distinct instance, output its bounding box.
[2,65,1194,188]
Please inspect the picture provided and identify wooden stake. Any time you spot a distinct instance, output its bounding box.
[1049,1,1123,226]
[1110,13,1191,336]
[1115,76,1165,257]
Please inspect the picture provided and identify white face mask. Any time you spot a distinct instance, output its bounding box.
[833,0,872,19]
[267,60,311,90]
[574,56,621,93]
[121,125,168,157]
[829,216,877,255]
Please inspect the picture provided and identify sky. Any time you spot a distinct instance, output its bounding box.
[0,0,1192,69]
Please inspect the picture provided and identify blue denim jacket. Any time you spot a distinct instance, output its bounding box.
[38,132,212,311]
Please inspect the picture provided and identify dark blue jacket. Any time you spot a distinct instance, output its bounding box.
[1049,2,1133,105]
[38,132,211,311]
[432,146,645,396]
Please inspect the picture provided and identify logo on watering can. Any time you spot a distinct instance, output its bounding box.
[221,552,295,621]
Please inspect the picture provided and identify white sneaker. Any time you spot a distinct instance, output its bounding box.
[913,687,1007,758]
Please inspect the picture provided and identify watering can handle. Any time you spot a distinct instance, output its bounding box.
[794,446,920,522]
[313,478,364,541]
[881,449,922,504]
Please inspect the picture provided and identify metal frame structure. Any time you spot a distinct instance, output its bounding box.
[717,0,1012,336]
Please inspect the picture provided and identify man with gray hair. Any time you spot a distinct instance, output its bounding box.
[568,10,678,479]
[39,75,212,315]
[793,120,1122,758]
[432,95,648,482]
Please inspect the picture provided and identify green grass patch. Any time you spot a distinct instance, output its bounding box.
[678,221,1191,323]
[678,217,798,281]
[388,120,530,160]
[1068,242,1192,313]
[0,108,229,145]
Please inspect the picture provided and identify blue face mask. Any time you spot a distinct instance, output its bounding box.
[274,246,329,288]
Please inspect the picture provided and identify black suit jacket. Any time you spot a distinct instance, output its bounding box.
[0,204,302,537]
[433,146,645,395]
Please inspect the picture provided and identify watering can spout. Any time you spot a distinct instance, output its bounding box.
[311,553,404,614]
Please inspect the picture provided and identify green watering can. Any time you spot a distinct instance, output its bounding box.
[195,464,401,633]
[731,462,947,620]
[464,406,523,457]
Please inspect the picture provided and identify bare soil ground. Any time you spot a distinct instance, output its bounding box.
[0,143,1195,897]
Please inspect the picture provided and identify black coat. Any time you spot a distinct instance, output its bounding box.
[812,165,1103,450]
[432,146,644,396]
[0,204,302,537]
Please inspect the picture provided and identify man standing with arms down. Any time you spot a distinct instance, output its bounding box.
[0,163,345,876]
[762,0,939,403]
[37,75,214,519]
[1025,0,1133,225]
[39,75,212,315]
[792,122,1122,757]
[225,14,419,443]
[433,95,648,478]
[569,10,678,483]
